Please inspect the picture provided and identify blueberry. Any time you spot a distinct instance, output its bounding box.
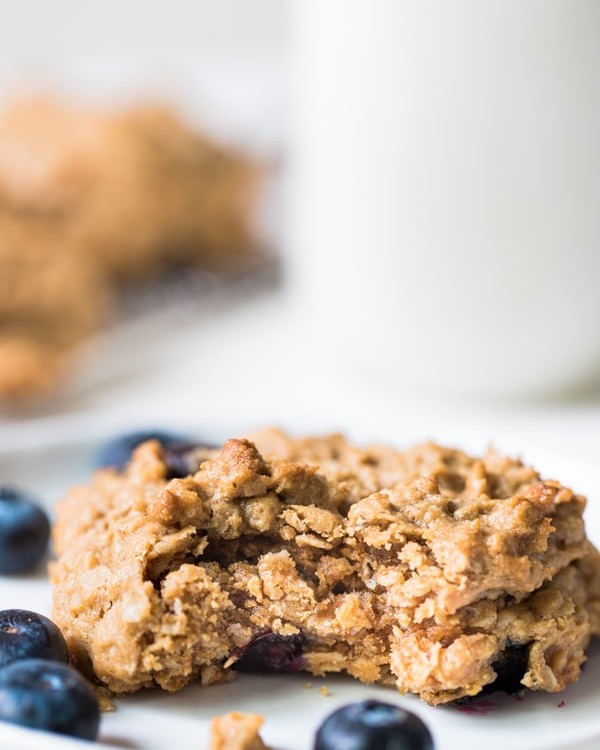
[488,641,530,695]
[162,442,217,479]
[453,641,531,707]
[232,631,306,674]
[96,430,189,471]
[314,700,433,750]
[0,610,69,670]
[0,487,50,574]
[0,659,99,740]
[96,430,216,477]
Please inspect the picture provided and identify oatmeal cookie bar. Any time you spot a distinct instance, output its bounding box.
[0,97,261,401]
[50,433,600,705]
[72,105,260,279]
[0,97,260,278]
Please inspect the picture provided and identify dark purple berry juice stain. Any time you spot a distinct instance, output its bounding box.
[455,699,501,716]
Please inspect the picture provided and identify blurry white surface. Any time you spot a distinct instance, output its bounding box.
[0,0,287,155]
[1,434,600,750]
[289,0,600,398]
[1,288,599,467]
[0,0,285,57]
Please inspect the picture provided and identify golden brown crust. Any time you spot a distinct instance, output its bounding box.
[50,433,600,704]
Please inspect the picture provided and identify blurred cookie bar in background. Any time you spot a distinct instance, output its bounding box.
[0,97,263,403]
[0,204,110,400]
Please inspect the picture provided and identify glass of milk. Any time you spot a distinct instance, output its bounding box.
[289,0,600,398]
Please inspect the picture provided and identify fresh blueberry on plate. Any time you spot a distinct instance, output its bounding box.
[0,610,69,670]
[0,487,50,574]
[95,430,216,477]
[314,700,434,750]
[96,430,189,470]
[0,659,100,740]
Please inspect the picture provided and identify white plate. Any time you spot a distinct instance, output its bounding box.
[1,434,600,750]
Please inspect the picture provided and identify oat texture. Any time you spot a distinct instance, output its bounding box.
[50,431,600,705]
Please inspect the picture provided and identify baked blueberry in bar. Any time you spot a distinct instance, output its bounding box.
[50,430,600,705]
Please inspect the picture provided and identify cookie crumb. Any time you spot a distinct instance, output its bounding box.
[95,685,115,712]
[209,712,268,750]
[319,686,330,697]
[304,682,313,689]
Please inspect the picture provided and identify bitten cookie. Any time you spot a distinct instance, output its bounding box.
[50,432,600,705]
